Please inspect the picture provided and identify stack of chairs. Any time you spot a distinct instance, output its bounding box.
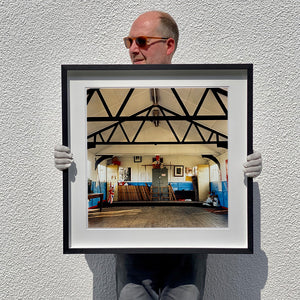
[118,184,151,201]
[150,184,176,201]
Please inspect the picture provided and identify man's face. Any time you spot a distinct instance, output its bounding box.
[128,15,173,65]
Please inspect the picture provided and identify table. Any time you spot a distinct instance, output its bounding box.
[88,193,104,212]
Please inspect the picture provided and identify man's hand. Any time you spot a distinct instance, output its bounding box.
[243,151,262,178]
[54,145,73,171]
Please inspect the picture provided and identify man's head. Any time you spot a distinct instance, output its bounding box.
[125,11,179,65]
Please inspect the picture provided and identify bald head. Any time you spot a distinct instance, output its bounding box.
[133,11,179,50]
[127,11,179,64]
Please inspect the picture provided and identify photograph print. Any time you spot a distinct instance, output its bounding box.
[86,86,228,229]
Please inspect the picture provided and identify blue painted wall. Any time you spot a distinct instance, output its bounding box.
[127,182,152,186]
[170,182,194,191]
[126,181,194,191]
[210,181,228,208]
[89,180,228,207]
[89,181,107,208]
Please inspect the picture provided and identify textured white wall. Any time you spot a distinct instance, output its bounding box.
[1,1,299,299]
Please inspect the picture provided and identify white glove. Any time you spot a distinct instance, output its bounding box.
[54,145,73,171]
[243,151,262,178]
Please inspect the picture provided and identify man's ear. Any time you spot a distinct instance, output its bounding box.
[166,38,176,56]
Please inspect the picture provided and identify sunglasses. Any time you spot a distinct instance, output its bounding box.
[123,36,169,49]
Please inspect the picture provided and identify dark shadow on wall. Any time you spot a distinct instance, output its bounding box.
[69,161,77,183]
[85,254,116,300]
[203,183,268,300]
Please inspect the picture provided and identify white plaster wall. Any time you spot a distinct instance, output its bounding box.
[209,152,228,181]
[1,1,298,299]
[88,151,98,181]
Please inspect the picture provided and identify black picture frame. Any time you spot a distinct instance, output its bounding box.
[62,64,253,254]
[134,156,142,163]
[174,165,184,177]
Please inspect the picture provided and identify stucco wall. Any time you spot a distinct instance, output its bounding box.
[1,1,298,299]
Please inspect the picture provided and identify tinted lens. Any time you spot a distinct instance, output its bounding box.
[135,37,147,47]
[124,37,133,48]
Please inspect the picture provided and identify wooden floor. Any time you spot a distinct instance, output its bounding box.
[88,206,228,228]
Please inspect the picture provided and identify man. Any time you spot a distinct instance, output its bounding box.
[55,11,262,299]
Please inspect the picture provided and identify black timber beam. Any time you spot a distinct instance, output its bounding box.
[89,141,222,145]
[87,115,228,121]
[202,155,220,169]
[94,155,113,170]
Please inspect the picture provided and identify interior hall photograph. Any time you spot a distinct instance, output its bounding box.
[86,87,228,229]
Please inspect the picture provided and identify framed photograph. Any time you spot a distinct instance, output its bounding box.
[62,64,253,254]
[119,167,131,182]
[134,156,142,163]
[174,165,184,177]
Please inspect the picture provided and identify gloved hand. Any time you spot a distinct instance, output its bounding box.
[54,145,73,171]
[243,151,262,178]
